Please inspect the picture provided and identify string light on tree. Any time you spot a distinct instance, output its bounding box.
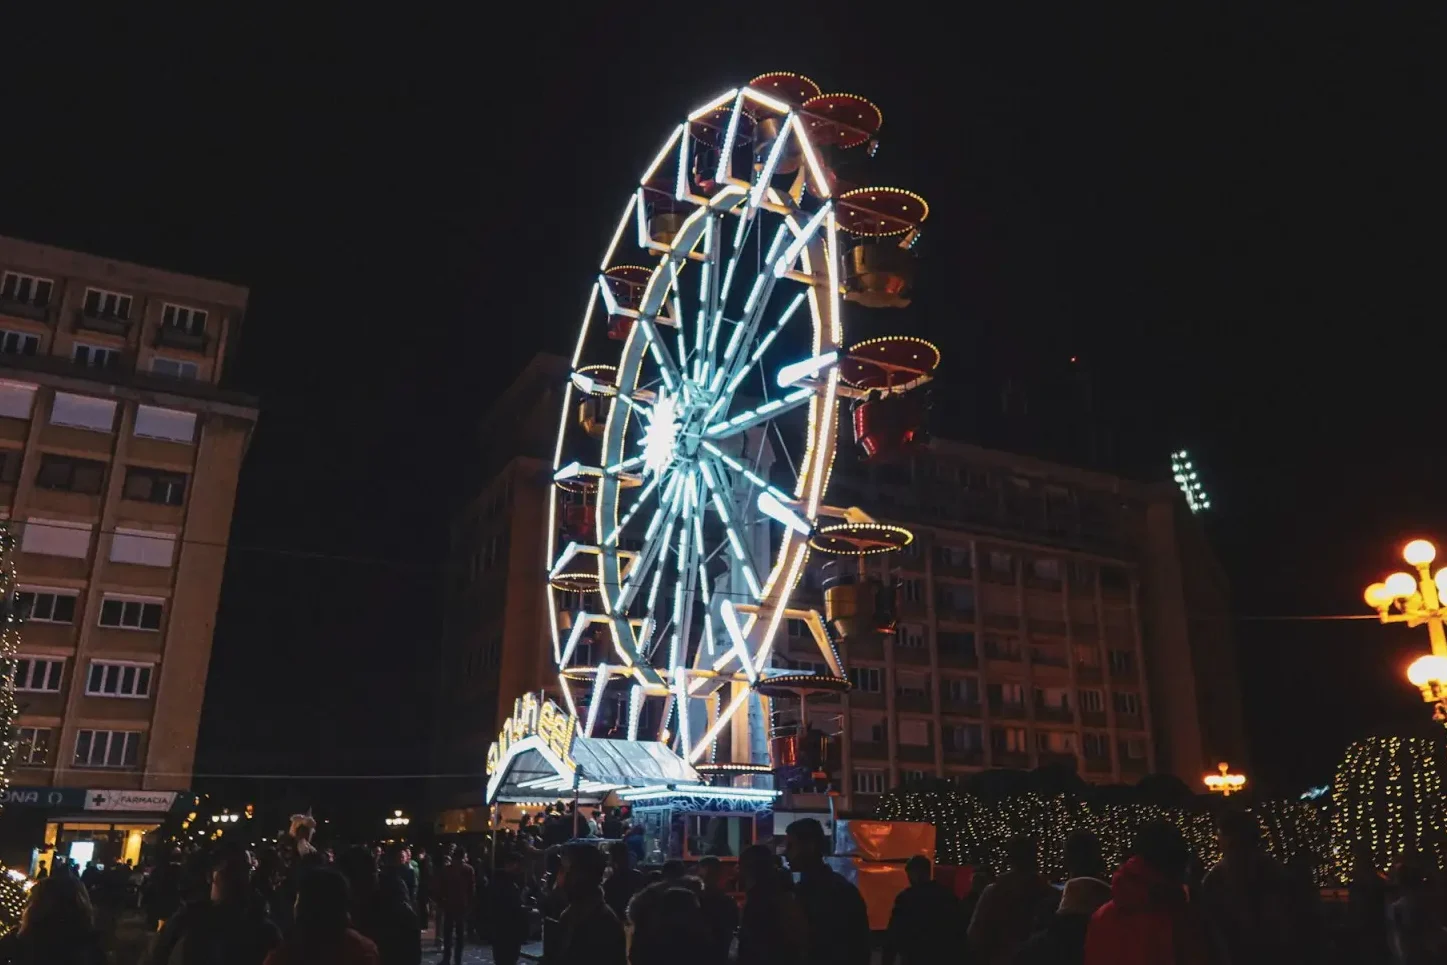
[0,526,37,931]
[1170,450,1211,513]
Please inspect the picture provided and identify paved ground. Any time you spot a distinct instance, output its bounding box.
[421,926,543,964]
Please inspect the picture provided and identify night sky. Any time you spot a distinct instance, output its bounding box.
[1,8,1443,820]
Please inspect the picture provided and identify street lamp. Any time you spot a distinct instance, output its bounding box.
[1204,762,1246,796]
[1363,538,1447,722]
[385,810,411,828]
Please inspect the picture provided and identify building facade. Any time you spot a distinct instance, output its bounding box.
[432,354,565,829]
[774,437,1245,810]
[0,236,257,869]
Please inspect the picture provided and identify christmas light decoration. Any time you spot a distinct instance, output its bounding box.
[1170,449,1211,513]
[875,789,1330,883]
[1328,735,1447,882]
[0,525,34,932]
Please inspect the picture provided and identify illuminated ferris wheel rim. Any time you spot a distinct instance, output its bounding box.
[544,75,927,767]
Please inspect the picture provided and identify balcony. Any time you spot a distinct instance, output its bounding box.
[898,744,933,764]
[849,691,885,711]
[1075,667,1104,686]
[1034,704,1073,724]
[1038,752,1078,770]
[938,648,979,670]
[943,748,984,766]
[896,646,930,668]
[1116,712,1145,731]
[155,326,211,353]
[74,308,132,337]
[982,612,1019,630]
[1121,757,1148,776]
[1080,710,1107,727]
[1028,617,1068,636]
[0,297,49,323]
[850,741,888,762]
[940,699,981,718]
[1084,755,1112,774]
[994,751,1031,769]
[894,693,931,714]
[989,702,1027,720]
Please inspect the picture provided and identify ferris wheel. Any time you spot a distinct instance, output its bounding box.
[547,73,937,770]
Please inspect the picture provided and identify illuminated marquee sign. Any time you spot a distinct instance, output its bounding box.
[486,692,578,776]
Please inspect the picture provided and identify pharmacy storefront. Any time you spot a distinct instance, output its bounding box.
[0,787,182,874]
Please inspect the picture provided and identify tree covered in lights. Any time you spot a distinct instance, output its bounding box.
[1329,734,1447,881]
[0,525,36,932]
[876,789,1330,882]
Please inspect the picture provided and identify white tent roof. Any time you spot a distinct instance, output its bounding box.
[487,734,703,804]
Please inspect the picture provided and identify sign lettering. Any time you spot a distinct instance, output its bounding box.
[486,693,578,776]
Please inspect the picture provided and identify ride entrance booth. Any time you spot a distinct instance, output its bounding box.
[485,694,777,863]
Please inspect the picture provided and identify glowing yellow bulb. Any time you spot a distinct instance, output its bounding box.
[1404,539,1437,566]
[1364,582,1394,608]
[1407,654,1447,688]
[1385,572,1419,598]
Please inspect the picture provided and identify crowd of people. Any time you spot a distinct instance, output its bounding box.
[0,805,1444,964]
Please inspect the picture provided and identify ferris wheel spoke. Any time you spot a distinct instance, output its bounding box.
[703,386,813,441]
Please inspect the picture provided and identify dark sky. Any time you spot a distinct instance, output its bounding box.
[1,7,1444,816]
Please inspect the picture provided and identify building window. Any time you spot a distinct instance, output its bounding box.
[992,727,1028,753]
[17,588,78,623]
[1030,558,1062,583]
[935,583,975,613]
[1079,689,1105,713]
[987,551,1014,576]
[902,768,928,785]
[900,578,923,603]
[898,720,931,746]
[82,288,132,321]
[161,304,208,336]
[937,631,976,657]
[1074,645,1101,668]
[110,529,176,568]
[1084,733,1110,758]
[85,660,154,698]
[123,467,186,506]
[984,634,1021,660]
[151,357,199,380]
[1108,650,1136,673]
[74,729,141,768]
[20,518,92,559]
[0,381,35,420]
[787,619,806,639]
[853,769,886,795]
[896,671,929,698]
[1114,692,1142,716]
[1101,566,1130,592]
[1038,731,1076,754]
[1068,560,1096,588]
[50,393,116,432]
[99,596,163,631]
[0,330,38,357]
[73,343,121,370]
[1036,686,1070,710]
[848,667,882,692]
[947,724,981,751]
[944,677,979,704]
[133,405,197,443]
[934,544,971,568]
[36,454,106,495]
[12,656,63,692]
[14,726,50,765]
[0,272,52,308]
[896,623,925,649]
[1121,738,1147,760]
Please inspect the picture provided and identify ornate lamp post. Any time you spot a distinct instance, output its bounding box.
[384,810,411,828]
[1203,762,1246,796]
[1364,539,1447,722]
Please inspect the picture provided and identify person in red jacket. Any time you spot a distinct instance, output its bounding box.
[1083,821,1208,965]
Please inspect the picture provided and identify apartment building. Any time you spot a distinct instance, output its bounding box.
[0,236,257,870]
[774,437,1246,810]
[432,354,565,830]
